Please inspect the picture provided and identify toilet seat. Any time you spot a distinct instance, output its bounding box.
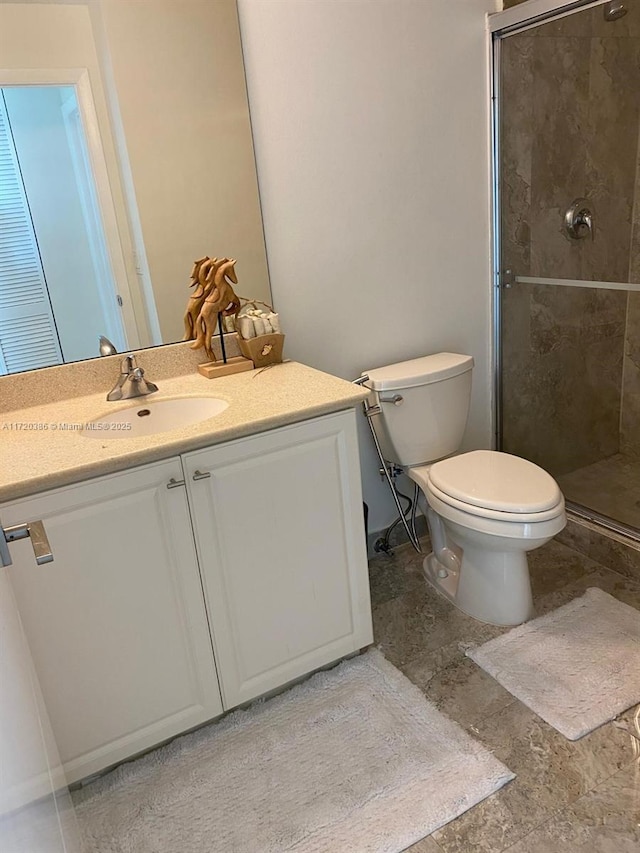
[409,449,565,524]
[425,484,566,540]
[425,479,565,524]
[428,450,562,512]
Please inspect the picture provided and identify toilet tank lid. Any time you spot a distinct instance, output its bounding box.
[363,353,474,391]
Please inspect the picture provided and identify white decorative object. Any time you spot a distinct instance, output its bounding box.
[235,305,282,342]
[237,316,255,339]
[260,313,274,333]
[267,312,281,333]
[251,314,267,335]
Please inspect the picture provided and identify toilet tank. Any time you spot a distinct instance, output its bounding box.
[364,353,473,467]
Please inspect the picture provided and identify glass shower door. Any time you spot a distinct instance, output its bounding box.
[497,0,640,534]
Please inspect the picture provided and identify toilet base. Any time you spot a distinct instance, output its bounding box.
[423,546,535,627]
[423,552,461,603]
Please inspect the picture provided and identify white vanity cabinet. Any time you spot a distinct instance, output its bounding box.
[183,409,373,708]
[2,457,223,785]
[1,407,372,783]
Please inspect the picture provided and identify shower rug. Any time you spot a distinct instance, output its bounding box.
[73,649,513,853]
[467,587,640,741]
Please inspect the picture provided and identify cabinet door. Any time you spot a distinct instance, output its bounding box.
[184,409,373,709]
[2,459,222,784]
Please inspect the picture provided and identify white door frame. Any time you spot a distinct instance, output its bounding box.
[60,91,127,351]
[0,67,142,350]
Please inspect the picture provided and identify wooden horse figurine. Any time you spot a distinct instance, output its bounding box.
[183,256,224,341]
[190,259,241,361]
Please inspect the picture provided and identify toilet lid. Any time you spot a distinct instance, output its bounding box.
[428,450,562,514]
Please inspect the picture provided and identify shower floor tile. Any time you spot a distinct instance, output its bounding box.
[557,453,640,530]
[369,537,640,853]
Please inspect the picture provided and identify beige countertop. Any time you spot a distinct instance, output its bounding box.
[0,361,368,503]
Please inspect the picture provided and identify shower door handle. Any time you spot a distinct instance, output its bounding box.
[564,198,594,241]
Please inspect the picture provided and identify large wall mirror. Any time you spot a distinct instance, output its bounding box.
[0,0,271,376]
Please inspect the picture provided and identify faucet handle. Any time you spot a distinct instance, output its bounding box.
[120,355,136,373]
[110,354,158,399]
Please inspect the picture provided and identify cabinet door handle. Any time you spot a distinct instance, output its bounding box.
[166,478,185,489]
[192,470,211,481]
[0,524,11,567]
[2,520,54,566]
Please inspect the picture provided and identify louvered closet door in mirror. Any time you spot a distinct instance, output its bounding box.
[0,93,63,375]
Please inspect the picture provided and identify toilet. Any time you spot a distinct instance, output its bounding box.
[364,353,566,626]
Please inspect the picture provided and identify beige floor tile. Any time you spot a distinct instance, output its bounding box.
[431,779,546,853]
[370,538,640,852]
[558,453,640,530]
[506,760,640,852]
[536,565,640,615]
[372,585,502,669]
[368,544,427,607]
[527,538,600,598]
[403,654,516,729]
[471,700,637,808]
[430,698,637,853]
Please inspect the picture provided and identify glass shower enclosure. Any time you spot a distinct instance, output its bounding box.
[494,0,640,536]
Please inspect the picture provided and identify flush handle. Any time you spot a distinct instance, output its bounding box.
[2,520,54,566]
[379,394,404,406]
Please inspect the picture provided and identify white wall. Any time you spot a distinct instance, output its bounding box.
[238,0,498,532]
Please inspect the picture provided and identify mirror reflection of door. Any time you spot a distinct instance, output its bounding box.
[0,85,128,376]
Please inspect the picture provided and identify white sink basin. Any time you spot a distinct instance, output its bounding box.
[83,397,229,439]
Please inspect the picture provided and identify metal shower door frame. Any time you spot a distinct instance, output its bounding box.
[489,0,640,542]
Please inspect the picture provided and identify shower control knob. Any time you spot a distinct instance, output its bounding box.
[564,198,594,241]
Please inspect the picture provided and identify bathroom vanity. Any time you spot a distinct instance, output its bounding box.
[0,355,372,785]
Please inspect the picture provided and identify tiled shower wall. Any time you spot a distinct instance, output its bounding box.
[500,3,640,477]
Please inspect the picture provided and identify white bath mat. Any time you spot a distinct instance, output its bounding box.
[467,587,640,741]
[74,649,514,853]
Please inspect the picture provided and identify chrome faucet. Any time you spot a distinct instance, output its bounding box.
[107,355,159,401]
